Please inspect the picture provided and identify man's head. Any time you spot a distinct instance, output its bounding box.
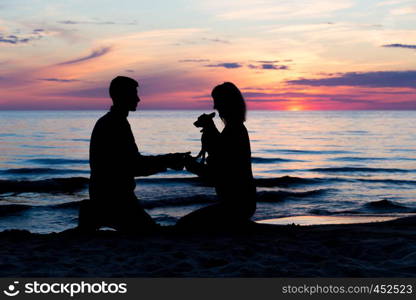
[109,76,140,111]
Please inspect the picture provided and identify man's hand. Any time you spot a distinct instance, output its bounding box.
[164,152,191,170]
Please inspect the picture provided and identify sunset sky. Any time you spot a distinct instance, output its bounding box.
[0,0,415,110]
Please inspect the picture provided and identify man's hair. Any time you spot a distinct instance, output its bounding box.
[109,76,139,102]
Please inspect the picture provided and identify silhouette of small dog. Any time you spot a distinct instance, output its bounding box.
[194,112,216,164]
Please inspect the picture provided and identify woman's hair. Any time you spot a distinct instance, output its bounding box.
[211,82,246,123]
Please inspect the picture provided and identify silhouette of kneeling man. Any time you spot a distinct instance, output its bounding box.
[78,76,188,233]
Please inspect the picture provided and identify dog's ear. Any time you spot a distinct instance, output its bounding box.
[208,112,216,118]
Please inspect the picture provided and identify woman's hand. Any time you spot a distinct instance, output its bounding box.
[184,155,209,177]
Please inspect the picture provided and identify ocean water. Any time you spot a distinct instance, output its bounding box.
[0,110,415,233]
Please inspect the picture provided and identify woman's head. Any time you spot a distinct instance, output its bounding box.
[211,82,246,123]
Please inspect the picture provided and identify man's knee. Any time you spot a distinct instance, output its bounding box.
[78,200,99,231]
[78,199,157,232]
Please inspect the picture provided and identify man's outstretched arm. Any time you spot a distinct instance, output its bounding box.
[134,152,189,177]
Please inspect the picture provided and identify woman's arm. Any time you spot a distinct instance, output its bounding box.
[184,156,207,177]
[184,156,217,184]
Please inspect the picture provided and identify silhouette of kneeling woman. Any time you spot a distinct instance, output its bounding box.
[177,82,256,230]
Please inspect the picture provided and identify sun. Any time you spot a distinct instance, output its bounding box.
[288,105,303,111]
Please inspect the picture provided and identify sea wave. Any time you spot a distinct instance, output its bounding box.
[0,201,86,217]
[0,177,89,194]
[266,149,357,155]
[256,189,329,202]
[308,199,415,215]
[251,157,303,163]
[26,158,88,165]
[363,199,409,211]
[356,178,416,185]
[328,157,387,162]
[0,189,329,217]
[309,167,414,173]
[50,192,327,209]
[0,204,32,217]
[255,176,322,187]
[20,145,58,149]
[1,174,415,196]
[308,208,338,215]
[140,175,326,188]
[0,168,89,175]
[329,156,416,162]
[0,176,323,195]
[142,195,216,209]
[141,176,416,187]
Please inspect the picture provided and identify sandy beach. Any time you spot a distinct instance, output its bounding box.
[1,216,416,277]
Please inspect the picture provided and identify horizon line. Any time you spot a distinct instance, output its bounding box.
[0,108,415,112]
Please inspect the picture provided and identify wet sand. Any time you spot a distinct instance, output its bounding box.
[1,216,416,277]
[259,215,401,226]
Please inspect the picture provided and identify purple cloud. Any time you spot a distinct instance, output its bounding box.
[243,92,331,98]
[256,60,280,63]
[58,20,114,25]
[383,44,416,50]
[287,71,416,88]
[0,35,33,44]
[58,20,79,25]
[0,29,46,45]
[38,78,80,83]
[48,70,212,101]
[58,46,112,65]
[201,38,230,44]
[55,86,108,98]
[57,20,137,25]
[263,64,288,70]
[205,62,242,69]
[194,91,355,100]
[179,59,210,63]
[329,99,416,109]
[245,99,289,102]
[248,63,289,70]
